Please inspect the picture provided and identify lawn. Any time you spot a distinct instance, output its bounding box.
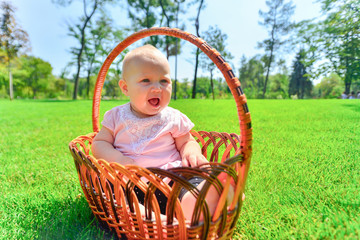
[0,99,359,239]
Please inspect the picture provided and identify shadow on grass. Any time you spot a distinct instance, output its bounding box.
[36,196,119,240]
[342,103,360,112]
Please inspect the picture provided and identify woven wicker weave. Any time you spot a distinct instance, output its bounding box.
[69,27,252,240]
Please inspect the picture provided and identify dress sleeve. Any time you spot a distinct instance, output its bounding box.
[171,110,195,138]
[101,108,116,132]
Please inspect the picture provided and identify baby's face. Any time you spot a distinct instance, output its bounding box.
[120,52,172,118]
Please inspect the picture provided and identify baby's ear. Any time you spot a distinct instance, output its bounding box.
[119,79,128,96]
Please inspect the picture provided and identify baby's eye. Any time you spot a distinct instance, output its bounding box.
[160,79,170,84]
[141,79,150,83]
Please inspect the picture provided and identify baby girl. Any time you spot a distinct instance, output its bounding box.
[92,44,232,220]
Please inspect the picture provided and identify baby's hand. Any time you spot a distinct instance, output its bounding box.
[181,153,208,167]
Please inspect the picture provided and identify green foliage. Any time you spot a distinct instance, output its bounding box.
[298,0,360,94]
[0,1,30,100]
[320,0,360,93]
[0,1,30,61]
[18,55,53,98]
[61,0,126,100]
[174,76,230,99]
[0,54,63,99]
[103,77,122,98]
[83,11,124,98]
[190,0,205,99]
[200,25,233,72]
[314,73,343,99]
[257,0,295,98]
[239,55,290,99]
[127,0,160,46]
[57,0,117,100]
[268,73,289,99]
[158,0,184,59]
[239,55,266,99]
[288,49,313,99]
[1,99,359,239]
[258,0,295,49]
[200,25,233,99]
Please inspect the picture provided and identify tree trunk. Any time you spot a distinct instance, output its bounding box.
[345,82,351,94]
[73,51,83,100]
[192,48,200,99]
[344,56,352,94]
[72,0,98,100]
[173,0,180,101]
[191,0,204,99]
[344,73,351,94]
[262,7,278,99]
[262,44,274,99]
[9,66,13,101]
[210,69,215,100]
[159,0,170,58]
[174,37,178,100]
[86,70,91,99]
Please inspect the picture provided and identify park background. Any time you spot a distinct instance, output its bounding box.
[1,0,360,100]
[0,0,359,239]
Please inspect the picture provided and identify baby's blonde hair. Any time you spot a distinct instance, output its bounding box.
[122,45,167,80]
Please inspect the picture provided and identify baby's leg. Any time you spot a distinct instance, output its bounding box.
[180,177,235,221]
[132,185,169,221]
[137,202,168,222]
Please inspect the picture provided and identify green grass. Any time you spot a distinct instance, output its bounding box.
[0,99,359,239]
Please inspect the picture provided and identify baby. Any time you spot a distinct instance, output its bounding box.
[92,44,231,220]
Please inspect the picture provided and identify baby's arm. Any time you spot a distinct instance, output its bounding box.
[175,132,208,167]
[92,127,134,165]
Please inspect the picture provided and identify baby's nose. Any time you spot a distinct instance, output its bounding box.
[151,82,162,92]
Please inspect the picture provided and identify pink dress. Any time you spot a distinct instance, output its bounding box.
[101,103,194,169]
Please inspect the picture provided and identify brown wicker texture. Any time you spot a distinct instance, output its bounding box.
[69,27,252,240]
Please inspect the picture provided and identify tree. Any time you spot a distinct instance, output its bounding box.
[20,55,53,98]
[191,0,205,99]
[83,11,118,98]
[310,0,360,94]
[268,73,289,99]
[158,0,185,100]
[293,20,318,80]
[158,0,176,57]
[288,49,312,98]
[0,1,30,100]
[127,0,160,46]
[268,59,289,99]
[200,25,233,100]
[314,73,343,99]
[258,0,295,98]
[53,0,113,100]
[238,55,266,98]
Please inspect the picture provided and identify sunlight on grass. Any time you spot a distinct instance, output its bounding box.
[0,99,359,239]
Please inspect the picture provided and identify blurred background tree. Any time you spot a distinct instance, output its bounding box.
[200,25,233,100]
[0,0,30,100]
[288,49,312,99]
[257,0,295,98]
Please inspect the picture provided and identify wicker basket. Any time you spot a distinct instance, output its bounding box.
[69,27,252,240]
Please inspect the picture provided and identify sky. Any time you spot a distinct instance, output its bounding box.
[10,0,322,81]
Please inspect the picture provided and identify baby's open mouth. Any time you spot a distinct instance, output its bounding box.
[148,98,160,107]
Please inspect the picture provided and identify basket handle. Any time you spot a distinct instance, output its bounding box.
[92,27,252,158]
